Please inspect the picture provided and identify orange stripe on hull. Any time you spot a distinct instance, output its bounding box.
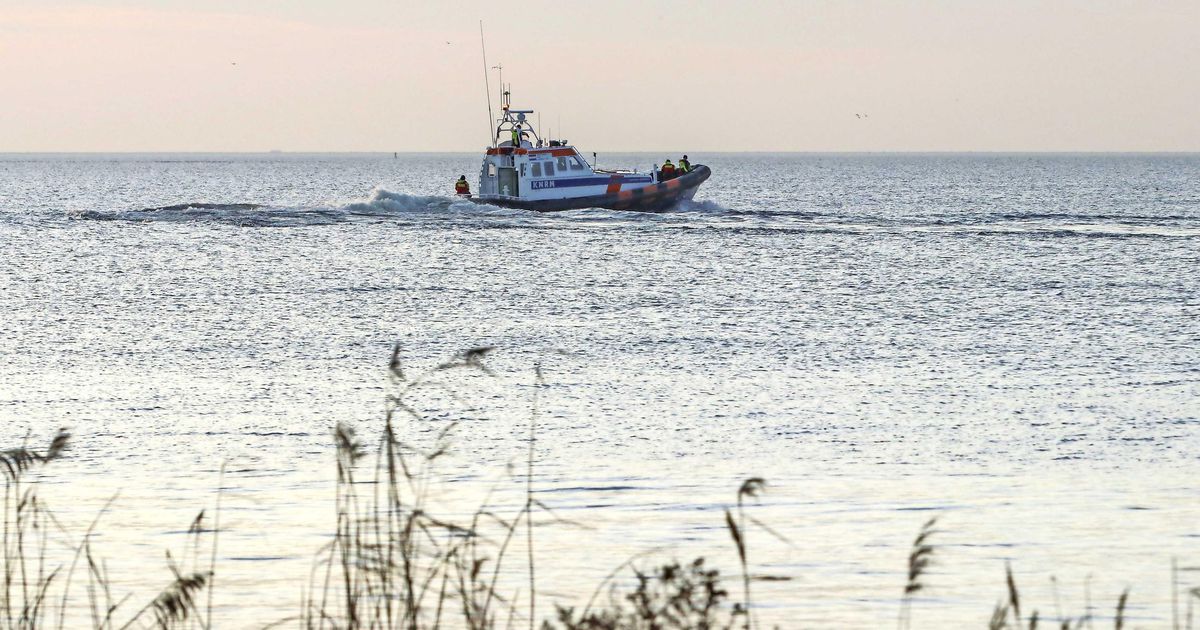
[605,175,622,194]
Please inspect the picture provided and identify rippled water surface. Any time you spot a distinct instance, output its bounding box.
[2,153,1198,628]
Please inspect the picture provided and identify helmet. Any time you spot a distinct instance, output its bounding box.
[459,175,465,179]
[683,155,688,159]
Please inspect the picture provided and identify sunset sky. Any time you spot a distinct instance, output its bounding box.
[3,0,1198,152]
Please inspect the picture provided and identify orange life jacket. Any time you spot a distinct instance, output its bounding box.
[455,180,470,194]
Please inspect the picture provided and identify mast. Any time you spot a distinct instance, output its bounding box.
[479,22,494,148]
[491,64,505,145]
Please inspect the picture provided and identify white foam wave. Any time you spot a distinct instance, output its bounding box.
[342,187,534,220]
[342,189,448,216]
[70,188,531,227]
[672,199,734,214]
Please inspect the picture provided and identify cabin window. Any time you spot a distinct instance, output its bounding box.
[571,157,586,171]
[557,157,569,171]
[544,162,555,177]
[531,162,542,177]
[487,163,497,177]
[521,163,526,177]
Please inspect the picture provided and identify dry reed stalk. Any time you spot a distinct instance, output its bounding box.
[205,463,224,630]
[730,477,765,630]
[55,492,119,630]
[898,517,937,630]
[524,365,543,630]
[1114,588,1129,630]
[1006,562,1040,628]
[1085,574,1094,630]
[1187,587,1200,630]
[1051,575,1065,627]
[1007,562,1022,626]
[989,602,1009,629]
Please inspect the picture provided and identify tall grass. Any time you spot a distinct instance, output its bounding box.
[1,429,69,628]
[298,344,543,629]
[1,430,223,629]
[2,347,1196,628]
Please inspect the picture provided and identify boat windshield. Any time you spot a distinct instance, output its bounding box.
[553,156,588,172]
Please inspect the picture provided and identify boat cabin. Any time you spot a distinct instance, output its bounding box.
[476,90,653,202]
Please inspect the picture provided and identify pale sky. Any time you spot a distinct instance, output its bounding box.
[2,0,1198,152]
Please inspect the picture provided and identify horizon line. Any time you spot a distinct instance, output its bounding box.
[3,150,1200,156]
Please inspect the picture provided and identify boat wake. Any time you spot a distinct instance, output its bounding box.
[69,188,521,227]
[64,188,1200,238]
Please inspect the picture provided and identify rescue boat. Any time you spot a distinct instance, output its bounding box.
[464,89,709,212]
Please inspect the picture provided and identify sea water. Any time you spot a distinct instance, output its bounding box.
[1,153,1198,628]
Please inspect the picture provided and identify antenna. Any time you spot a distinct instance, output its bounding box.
[479,21,494,147]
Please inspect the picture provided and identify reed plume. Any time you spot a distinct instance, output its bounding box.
[119,568,210,630]
[898,517,937,630]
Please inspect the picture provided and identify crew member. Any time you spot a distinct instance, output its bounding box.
[678,155,691,174]
[454,175,470,195]
[660,159,676,180]
[511,125,522,147]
